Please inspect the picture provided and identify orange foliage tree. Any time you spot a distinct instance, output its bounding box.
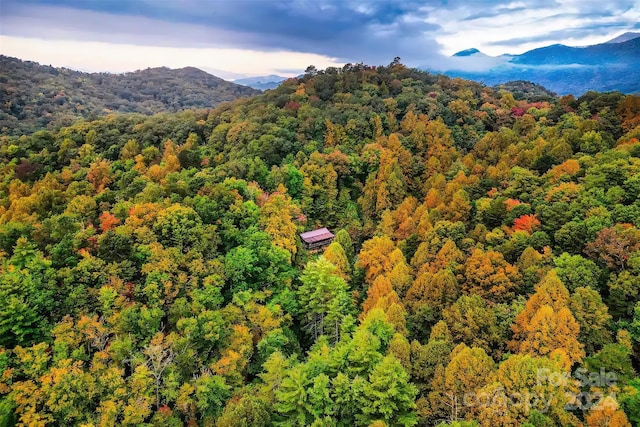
[99,211,120,233]
[462,248,521,303]
[510,271,584,369]
[585,396,631,427]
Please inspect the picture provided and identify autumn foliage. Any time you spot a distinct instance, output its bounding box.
[0,61,638,426]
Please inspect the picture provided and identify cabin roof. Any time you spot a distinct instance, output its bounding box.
[300,227,334,244]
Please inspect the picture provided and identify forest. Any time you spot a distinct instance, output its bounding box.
[1,61,640,426]
[0,55,259,137]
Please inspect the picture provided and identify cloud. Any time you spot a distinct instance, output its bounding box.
[429,0,640,55]
[1,0,639,75]
[0,0,445,65]
[487,22,639,46]
[0,4,250,50]
[462,6,528,21]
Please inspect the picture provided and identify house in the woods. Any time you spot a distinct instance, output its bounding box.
[300,227,335,250]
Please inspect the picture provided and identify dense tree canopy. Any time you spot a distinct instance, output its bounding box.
[1,60,639,426]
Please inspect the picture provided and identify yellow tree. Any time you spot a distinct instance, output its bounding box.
[380,196,419,241]
[357,235,396,285]
[462,248,521,303]
[387,248,412,297]
[474,354,581,427]
[442,295,501,355]
[86,159,112,193]
[123,364,155,424]
[517,305,582,370]
[324,119,346,147]
[360,276,408,335]
[300,152,339,225]
[439,189,471,223]
[404,271,432,315]
[323,241,352,280]
[213,324,253,385]
[420,120,457,177]
[405,269,458,316]
[510,271,584,369]
[361,276,400,316]
[120,139,140,161]
[360,137,411,219]
[443,344,495,421]
[585,396,631,427]
[162,139,181,173]
[259,185,299,259]
[387,333,411,371]
[427,240,464,274]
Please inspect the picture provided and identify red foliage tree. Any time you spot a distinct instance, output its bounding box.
[512,214,541,234]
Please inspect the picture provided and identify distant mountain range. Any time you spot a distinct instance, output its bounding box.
[0,55,260,135]
[2,31,638,136]
[234,75,288,90]
[606,32,640,44]
[435,32,640,95]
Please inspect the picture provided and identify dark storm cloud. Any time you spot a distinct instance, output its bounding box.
[1,0,449,64]
[1,0,639,66]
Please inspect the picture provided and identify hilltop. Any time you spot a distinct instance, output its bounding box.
[0,56,260,135]
[493,80,557,102]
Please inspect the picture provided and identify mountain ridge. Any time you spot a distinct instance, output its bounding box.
[438,36,640,95]
[0,55,260,135]
[453,48,481,57]
[234,74,289,90]
[606,31,640,44]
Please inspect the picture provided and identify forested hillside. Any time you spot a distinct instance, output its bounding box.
[0,56,260,136]
[1,62,640,426]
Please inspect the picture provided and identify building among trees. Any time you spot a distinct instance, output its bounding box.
[300,227,335,250]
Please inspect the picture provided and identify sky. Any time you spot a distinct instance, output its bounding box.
[0,0,639,79]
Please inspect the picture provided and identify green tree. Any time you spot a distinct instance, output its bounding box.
[0,238,56,348]
[443,295,502,356]
[360,355,418,427]
[334,229,355,262]
[297,257,352,343]
[553,253,601,291]
[570,287,612,353]
[154,204,203,251]
[217,387,272,427]
[224,229,293,296]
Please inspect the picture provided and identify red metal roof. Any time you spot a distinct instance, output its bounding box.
[300,227,334,244]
